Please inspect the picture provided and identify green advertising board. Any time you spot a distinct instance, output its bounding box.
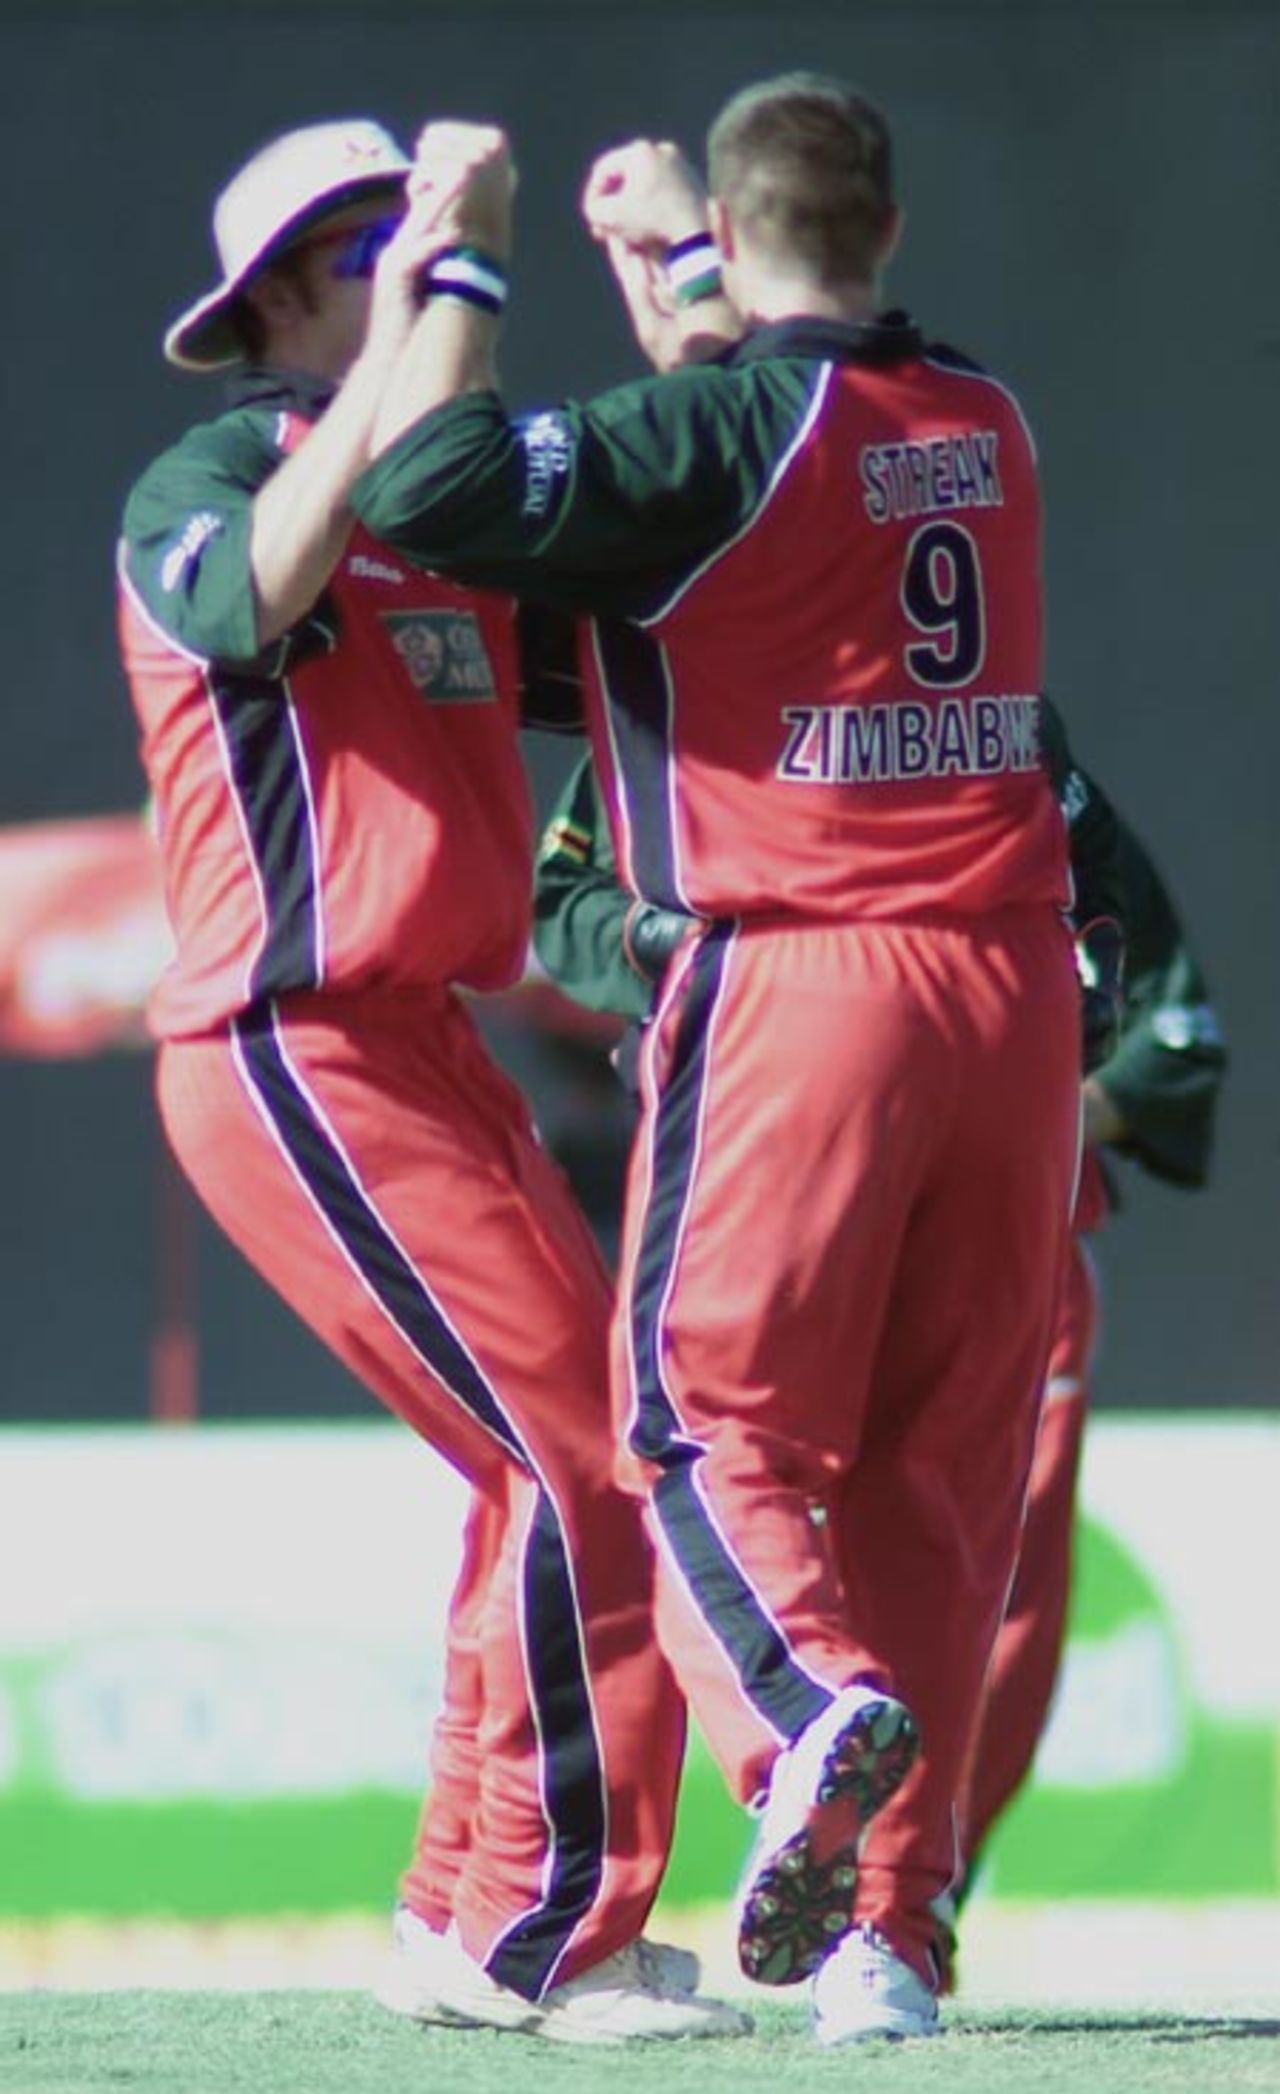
[0,1421,1275,1918]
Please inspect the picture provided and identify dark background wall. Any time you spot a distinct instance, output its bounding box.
[1,1,1275,1420]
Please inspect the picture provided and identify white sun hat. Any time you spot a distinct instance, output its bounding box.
[164,118,410,371]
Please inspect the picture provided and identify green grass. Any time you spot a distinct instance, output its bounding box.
[2,1993,1279,2094]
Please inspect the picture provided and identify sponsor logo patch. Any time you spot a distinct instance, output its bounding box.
[349,553,407,584]
[518,411,573,520]
[381,610,497,702]
[160,512,223,594]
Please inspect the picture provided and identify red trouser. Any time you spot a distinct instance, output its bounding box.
[615,909,1080,1982]
[960,1230,1100,1862]
[156,985,684,1999]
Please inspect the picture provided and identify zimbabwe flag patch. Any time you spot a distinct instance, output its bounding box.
[539,816,592,865]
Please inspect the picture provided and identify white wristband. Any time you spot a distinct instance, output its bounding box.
[423,247,509,314]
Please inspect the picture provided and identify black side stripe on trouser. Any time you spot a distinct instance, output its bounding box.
[233,1009,606,1996]
[211,669,320,1000]
[488,1491,609,1998]
[592,617,681,910]
[625,932,832,1744]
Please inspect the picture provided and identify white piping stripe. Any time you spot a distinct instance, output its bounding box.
[636,362,835,628]
[116,538,211,669]
[1067,1087,1085,1229]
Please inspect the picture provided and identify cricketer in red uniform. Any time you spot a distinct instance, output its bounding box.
[351,86,1082,2027]
[113,118,734,2035]
[529,727,1129,2027]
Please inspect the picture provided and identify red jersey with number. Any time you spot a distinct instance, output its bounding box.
[579,331,1068,923]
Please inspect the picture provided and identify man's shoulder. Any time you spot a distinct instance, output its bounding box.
[123,400,280,524]
[919,338,987,376]
[916,337,1036,423]
[582,352,814,438]
[588,357,741,411]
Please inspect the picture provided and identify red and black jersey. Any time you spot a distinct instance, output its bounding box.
[118,371,534,1038]
[355,313,1070,924]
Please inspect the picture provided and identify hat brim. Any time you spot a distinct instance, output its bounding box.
[163,169,408,371]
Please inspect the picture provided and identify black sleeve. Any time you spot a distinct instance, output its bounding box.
[1040,696,1125,935]
[1094,829,1228,1188]
[516,602,585,733]
[351,364,818,620]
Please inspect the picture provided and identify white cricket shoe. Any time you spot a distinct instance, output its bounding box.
[634,1936,702,1996]
[377,1909,743,2044]
[377,1906,700,2019]
[374,1908,539,2029]
[812,1925,941,2044]
[736,1683,920,1986]
[537,1940,751,2046]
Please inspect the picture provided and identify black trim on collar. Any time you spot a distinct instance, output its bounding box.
[728,309,924,368]
[224,365,337,419]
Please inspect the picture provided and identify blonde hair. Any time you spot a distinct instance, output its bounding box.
[707,71,895,285]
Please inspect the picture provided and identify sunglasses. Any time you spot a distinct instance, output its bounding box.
[293,212,402,280]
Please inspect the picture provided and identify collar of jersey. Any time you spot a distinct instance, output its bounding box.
[728,308,923,368]
[223,363,337,420]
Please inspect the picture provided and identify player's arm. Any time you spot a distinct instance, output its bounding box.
[121,188,471,665]
[1085,823,1227,1187]
[366,122,513,452]
[1041,697,1125,934]
[1044,706,1227,1176]
[124,416,383,668]
[534,755,695,1022]
[121,410,420,674]
[582,141,744,373]
[357,370,791,619]
[1040,698,1126,1071]
[356,124,811,617]
[120,419,283,667]
[246,188,473,644]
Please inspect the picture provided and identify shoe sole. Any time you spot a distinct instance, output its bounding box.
[817,2014,940,2045]
[375,1963,546,2033]
[434,2000,547,2033]
[539,2007,751,2047]
[379,1981,746,2045]
[737,1697,920,1987]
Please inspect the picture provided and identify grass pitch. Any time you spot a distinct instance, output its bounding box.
[3,1992,1279,2094]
